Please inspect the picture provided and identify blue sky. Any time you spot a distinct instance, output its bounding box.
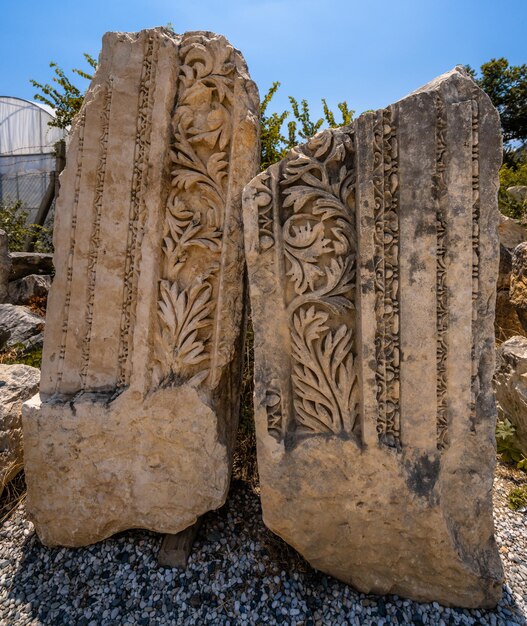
[1,0,526,121]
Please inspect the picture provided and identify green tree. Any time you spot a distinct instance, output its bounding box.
[31,54,97,130]
[260,82,354,170]
[260,82,291,170]
[467,58,527,150]
[467,58,527,219]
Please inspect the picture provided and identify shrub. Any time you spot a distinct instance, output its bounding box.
[508,484,527,511]
[0,200,52,253]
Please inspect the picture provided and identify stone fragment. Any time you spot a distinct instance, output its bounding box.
[0,364,40,494]
[8,274,51,305]
[243,67,503,607]
[22,27,259,546]
[498,213,527,250]
[0,230,11,304]
[495,336,527,456]
[9,252,53,281]
[510,242,527,332]
[0,304,44,350]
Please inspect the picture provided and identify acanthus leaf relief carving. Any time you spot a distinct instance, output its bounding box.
[275,129,359,439]
[154,34,236,387]
[162,196,222,277]
[291,306,359,435]
[156,273,216,384]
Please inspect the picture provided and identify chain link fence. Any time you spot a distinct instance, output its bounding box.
[0,170,54,224]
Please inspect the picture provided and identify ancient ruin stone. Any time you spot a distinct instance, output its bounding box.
[22,27,259,546]
[243,67,503,607]
[495,335,527,456]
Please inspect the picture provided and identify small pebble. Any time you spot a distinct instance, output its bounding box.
[0,476,525,625]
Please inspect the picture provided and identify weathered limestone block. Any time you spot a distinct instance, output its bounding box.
[22,27,259,546]
[244,67,503,607]
[495,336,527,456]
[0,364,40,495]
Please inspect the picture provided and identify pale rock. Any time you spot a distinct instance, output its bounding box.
[0,364,40,494]
[9,252,53,281]
[8,274,51,305]
[0,304,44,350]
[495,335,527,456]
[498,213,527,250]
[507,185,527,204]
[22,27,259,546]
[243,67,502,607]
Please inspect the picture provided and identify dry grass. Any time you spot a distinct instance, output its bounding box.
[495,323,526,345]
[0,346,23,365]
[0,462,26,524]
[27,295,47,318]
[232,429,259,494]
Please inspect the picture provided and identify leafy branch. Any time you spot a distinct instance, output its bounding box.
[31,54,97,130]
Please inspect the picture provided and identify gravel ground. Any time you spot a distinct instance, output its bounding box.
[0,470,526,626]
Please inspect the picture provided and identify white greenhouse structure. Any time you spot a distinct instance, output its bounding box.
[0,96,66,223]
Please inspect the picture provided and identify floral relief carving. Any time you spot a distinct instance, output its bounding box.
[154,35,235,386]
[277,129,360,438]
[291,307,359,434]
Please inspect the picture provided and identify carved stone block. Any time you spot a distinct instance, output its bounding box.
[22,27,259,546]
[243,67,503,607]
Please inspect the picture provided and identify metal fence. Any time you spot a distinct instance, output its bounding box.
[0,170,53,224]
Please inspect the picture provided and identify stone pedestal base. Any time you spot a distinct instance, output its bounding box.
[23,386,230,546]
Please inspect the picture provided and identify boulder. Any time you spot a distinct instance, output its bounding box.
[0,364,40,494]
[507,185,527,204]
[0,304,44,350]
[9,252,53,282]
[495,336,527,456]
[7,274,51,305]
[244,67,503,607]
[498,213,527,250]
[23,27,259,547]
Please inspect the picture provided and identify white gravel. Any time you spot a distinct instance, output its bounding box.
[0,473,526,625]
